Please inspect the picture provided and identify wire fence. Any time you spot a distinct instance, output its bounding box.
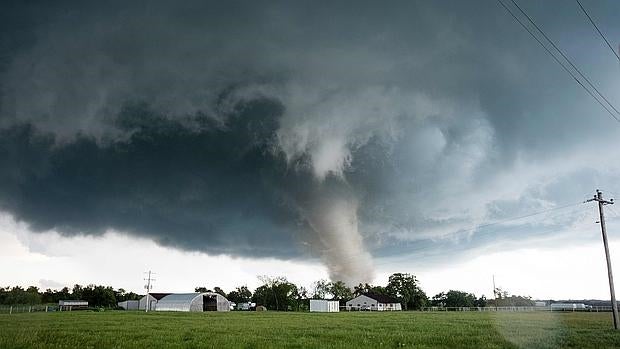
[0,305,62,314]
[421,306,614,312]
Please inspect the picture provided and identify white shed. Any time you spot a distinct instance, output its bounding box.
[155,292,230,312]
[118,300,140,310]
[346,293,402,311]
[310,299,339,312]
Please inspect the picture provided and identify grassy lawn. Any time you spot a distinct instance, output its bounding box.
[1,311,620,348]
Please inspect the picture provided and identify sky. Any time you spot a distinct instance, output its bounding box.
[1,0,620,300]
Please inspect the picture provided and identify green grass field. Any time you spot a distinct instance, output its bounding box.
[1,311,620,348]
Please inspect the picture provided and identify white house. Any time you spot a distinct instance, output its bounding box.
[346,293,402,311]
[310,299,339,312]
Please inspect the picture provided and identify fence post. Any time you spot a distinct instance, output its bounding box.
[45,306,48,312]
[29,306,32,313]
[9,306,12,314]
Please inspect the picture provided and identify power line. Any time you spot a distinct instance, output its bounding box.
[575,0,620,63]
[495,0,620,122]
[508,0,620,120]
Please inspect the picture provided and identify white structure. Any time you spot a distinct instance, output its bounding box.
[139,293,170,311]
[155,292,230,312]
[534,301,546,307]
[310,300,340,312]
[346,293,402,311]
[551,303,588,310]
[236,302,256,311]
[58,300,88,311]
[118,300,140,310]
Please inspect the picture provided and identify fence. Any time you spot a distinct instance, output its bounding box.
[421,306,614,312]
[0,305,63,314]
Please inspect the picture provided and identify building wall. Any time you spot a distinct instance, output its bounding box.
[346,295,378,310]
[118,300,140,310]
[139,295,157,311]
[310,300,340,312]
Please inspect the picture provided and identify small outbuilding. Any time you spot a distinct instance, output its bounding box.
[346,293,402,311]
[118,300,140,310]
[155,292,230,312]
[58,300,88,311]
[310,299,340,312]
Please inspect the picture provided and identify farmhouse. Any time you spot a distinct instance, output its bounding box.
[155,292,230,312]
[309,299,339,312]
[346,293,402,311]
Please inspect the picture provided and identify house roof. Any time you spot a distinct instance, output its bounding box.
[148,293,172,300]
[363,292,400,304]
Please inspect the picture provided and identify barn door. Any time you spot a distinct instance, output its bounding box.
[203,295,218,311]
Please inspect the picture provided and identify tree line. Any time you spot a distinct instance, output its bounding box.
[0,285,141,307]
[1,273,534,309]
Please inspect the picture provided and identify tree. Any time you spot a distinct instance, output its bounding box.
[432,290,476,308]
[227,286,252,304]
[385,273,428,310]
[194,287,211,293]
[213,287,227,298]
[353,283,385,296]
[252,276,302,311]
[329,281,353,305]
[312,280,331,299]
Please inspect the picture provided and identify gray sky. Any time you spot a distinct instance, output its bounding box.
[1,0,620,297]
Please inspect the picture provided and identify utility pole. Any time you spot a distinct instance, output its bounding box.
[144,271,156,313]
[586,190,618,329]
[492,275,497,311]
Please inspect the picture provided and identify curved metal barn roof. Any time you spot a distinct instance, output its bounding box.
[155,292,230,312]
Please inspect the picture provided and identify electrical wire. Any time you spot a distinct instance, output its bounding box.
[508,0,620,119]
[575,0,620,64]
[495,0,620,122]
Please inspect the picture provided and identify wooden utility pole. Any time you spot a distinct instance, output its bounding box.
[587,190,618,329]
[493,275,497,311]
[144,271,156,313]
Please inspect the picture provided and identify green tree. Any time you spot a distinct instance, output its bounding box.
[227,286,252,304]
[385,273,428,310]
[213,287,227,298]
[329,281,353,305]
[312,279,331,299]
[252,276,302,311]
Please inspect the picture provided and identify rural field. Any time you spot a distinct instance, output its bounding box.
[1,311,620,348]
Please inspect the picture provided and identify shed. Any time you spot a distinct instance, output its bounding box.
[118,300,140,310]
[155,292,230,312]
[346,293,402,311]
[310,299,340,312]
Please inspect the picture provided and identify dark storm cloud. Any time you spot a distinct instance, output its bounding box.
[1,0,620,279]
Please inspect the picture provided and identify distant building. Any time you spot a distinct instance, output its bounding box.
[58,300,88,311]
[534,301,546,307]
[154,292,230,312]
[139,293,171,311]
[118,300,140,310]
[346,293,402,311]
[310,300,339,312]
[550,303,588,310]
[236,302,256,311]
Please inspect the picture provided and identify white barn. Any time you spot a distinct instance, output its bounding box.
[310,299,339,312]
[346,293,402,311]
[155,292,230,312]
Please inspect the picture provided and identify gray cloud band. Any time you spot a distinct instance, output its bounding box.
[1,0,619,284]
